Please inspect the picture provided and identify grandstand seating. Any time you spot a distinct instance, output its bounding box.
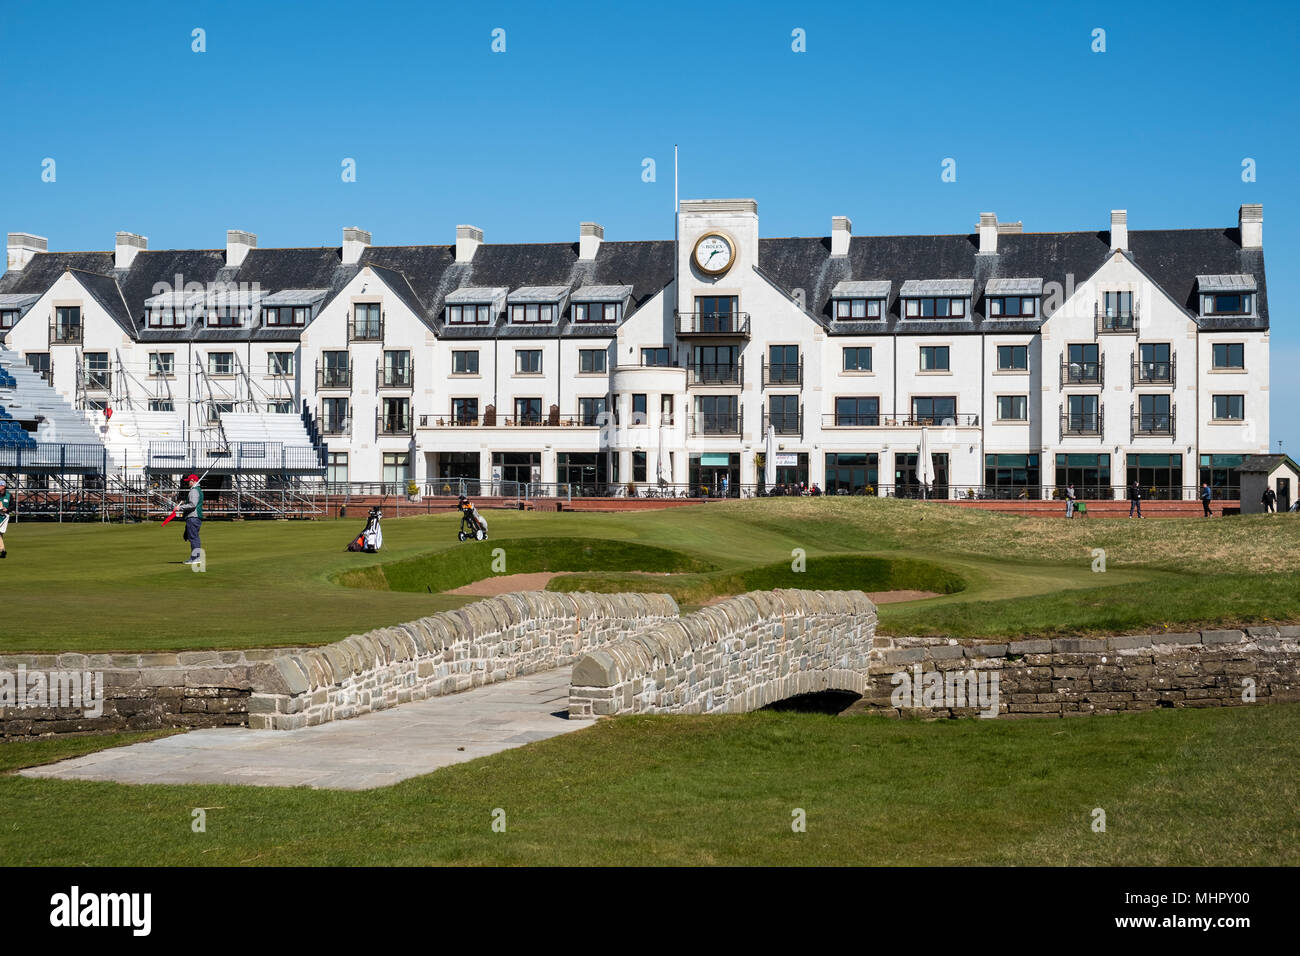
[87,406,186,474]
[0,348,104,450]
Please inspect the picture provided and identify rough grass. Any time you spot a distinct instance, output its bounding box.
[2,703,1295,866]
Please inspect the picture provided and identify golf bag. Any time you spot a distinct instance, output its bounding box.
[346,507,383,552]
[457,501,488,541]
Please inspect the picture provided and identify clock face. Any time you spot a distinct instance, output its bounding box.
[693,233,734,276]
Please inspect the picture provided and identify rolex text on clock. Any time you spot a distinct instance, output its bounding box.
[692,232,735,276]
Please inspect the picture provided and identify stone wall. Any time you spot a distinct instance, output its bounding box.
[249,591,678,729]
[861,627,1300,718]
[568,589,878,718]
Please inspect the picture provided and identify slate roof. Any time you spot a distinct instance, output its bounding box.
[1235,455,1300,474]
[0,224,1267,345]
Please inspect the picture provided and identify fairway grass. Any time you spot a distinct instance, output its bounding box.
[2,703,1296,866]
[2,498,1297,653]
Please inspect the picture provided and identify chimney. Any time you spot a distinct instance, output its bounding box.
[830,216,852,257]
[997,221,1023,234]
[1110,210,1128,251]
[226,230,256,268]
[455,224,482,263]
[579,222,604,260]
[342,226,371,266]
[6,233,47,272]
[114,232,147,269]
[1239,203,1262,249]
[977,213,998,254]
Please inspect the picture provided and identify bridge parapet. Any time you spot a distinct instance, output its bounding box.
[568,589,878,718]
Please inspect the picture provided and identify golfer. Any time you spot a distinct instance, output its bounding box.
[178,473,204,564]
[0,477,11,558]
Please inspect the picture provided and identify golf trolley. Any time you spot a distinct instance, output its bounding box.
[457,500,488,541]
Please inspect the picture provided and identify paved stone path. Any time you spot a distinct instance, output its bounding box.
[21,668,583,791]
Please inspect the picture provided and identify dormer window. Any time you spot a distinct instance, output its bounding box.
[899,279,974,320]
[507,286,569,325]
[510,303,557,324]
[0,310,17,329]
[571,285,631,323]
[444,286,507,325]
[830,281,889,321]
[987,296,1036,318]
[1196,275,1256,316]
[261,290,325,327]
[835,298,882,320]
[573,302,621,323]
[208,307,242,328]
[447,304,493,324]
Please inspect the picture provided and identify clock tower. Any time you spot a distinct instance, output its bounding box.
[676,198,759,317]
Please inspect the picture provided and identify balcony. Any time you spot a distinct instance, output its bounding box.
[1095,303,1139,334]
[1132,407,1176,439]
[762,359,803,387]
[316,365,352,390]
[1060,355,1104,387]
[820,413,980,428]
[377,364,414,390]
[1132,355,1176,386]
[676,312,751,337]
[49,322,83,346]
[319,415,351,437]
[348,318,384,343]
[763,408,803,437]
[1060,409,1104,439]
[688,409,743,437]
[687,361,744,387]
[377,408,412,437]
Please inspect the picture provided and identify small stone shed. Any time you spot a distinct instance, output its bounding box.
[1235,454,1300,514]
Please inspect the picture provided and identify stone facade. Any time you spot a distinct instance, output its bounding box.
[567,589,878,718]
[248,591,678,730]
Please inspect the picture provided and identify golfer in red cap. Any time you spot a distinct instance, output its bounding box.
[178,474,204,565]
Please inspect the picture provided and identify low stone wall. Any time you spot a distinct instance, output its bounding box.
[568,589,878,718]
[249,591,678,729]
[863,626,1300,718]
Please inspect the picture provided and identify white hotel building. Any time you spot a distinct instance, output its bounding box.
[0,199,1270,499]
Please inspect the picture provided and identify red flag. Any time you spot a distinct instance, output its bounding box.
[161,508,177,526]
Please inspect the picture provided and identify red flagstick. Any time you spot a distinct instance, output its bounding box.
[161,508,178,526]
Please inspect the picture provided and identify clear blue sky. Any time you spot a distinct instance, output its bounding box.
[3,0,1296,452]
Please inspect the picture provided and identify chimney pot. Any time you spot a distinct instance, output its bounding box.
[1110,210,1128,251]
[342,226,371,266]
[831,216,852,257]
[579,221,604,260]
[455,224,483,263]
[6,232,48,272]
[1239,203,1262,249]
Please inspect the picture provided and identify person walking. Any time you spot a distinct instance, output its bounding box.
[720,473,729,499]
[0,477,11,558]
[1065,482,1076,519]
[1128,480,1144,518]
[1201,482,1213,517]
[178,473,204,564]
[1262,486,1277,513]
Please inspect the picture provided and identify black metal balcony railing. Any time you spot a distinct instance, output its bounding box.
[348,318,384,342]
[319,415,351,437]
[763,409,803,437]
[1132,355,1176,386]
[689,409,743,436]
[1095,303,1139,333]
[688,361,744,386]
[1132,407,1176,438]
[676,312,751,336]
[377,364,414,389]
[377,408,412,436]
[316,365,352,390]
[820,412,980,428]
[763,359,803,387]
[1060,355,1104,387]
[50,322,83,345]
[1060,409,1104,438]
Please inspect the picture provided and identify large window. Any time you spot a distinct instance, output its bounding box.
[1127,454,1183,499]
[1204,293,1251,315]
[694,395,739,434]
[381,350,412,387]
[54,306,81,342]
[1212,394,1245,420]
[207,401,236,423]
[631,393,648,424]
[1137,342,1171,382]
[437,451,480,482]
[321,351,350,387]
[446,303,492,325]
[26,352,51,383]
[516,350,542,374]
[996,345,1028,370]
[268,352,294,376]
[1103,291,1134,319]
[768,395,800,434]
[353,303,382,339]
[824,453,879,494]
[894,452,949,498]
[578,396,608,426]
[1136,394,1171,433]
[452,350,479,374]
[84,352,110,390]
[382,452,410,491]
[573,302,621,323]
[834,298,882,320]
[843,347,872,372]
[207,307,242,328]
[767,345,800,384]
[911,396,956,424]
[984,454,1040,499]
[1066,394,1100,432]
[693,295,739,332]
[327,452,348,485]
[322,397,349,434]
[514,398,542,424]
[381,397,411,434]
[509,303,557,324]
[1056,453,1111,500]
[919,346,950,371]
[493,451,540,485]
[149,352,175,377]
[1199,454,1243,498]
[1,309,20,329]
[207,352,234,377]
[557,452,615,492]
[148,307,182,328]
[578,349,607,374]
[1066,343,1100,383]
[452,397,479,424]
[148,399,174,412]
[263,307,305,327]
[835,396,879,427]
[997,395,1028,421]
[904,298,965,318]
[1212,343,1245,369]
[692,345,740,384]
[987,296,1036,318]
[641,347,671,367]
